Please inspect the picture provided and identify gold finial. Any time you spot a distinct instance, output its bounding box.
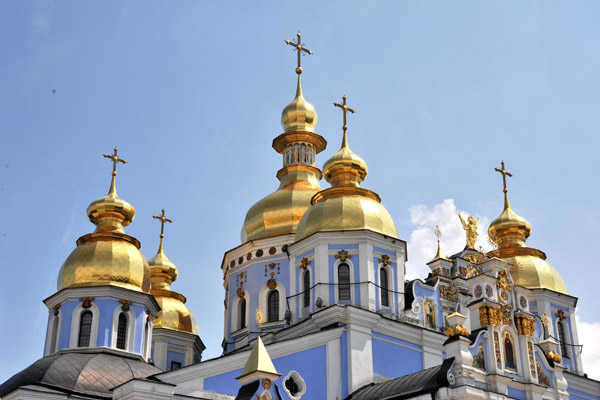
[431,225,447,261]
[152,208,173,253]
[102,147,127,195]
[285,31,312,75]
[333,95,356,137]
[256,306,263,332]
[494,160,513,208]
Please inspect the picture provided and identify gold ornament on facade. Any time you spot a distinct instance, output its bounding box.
[555,309,567,321]
[335,249,352,262]
[378,254,392,266]
[119,299,133,311]
[237,288,245,298]
[267,278,278,290]
[256,306,263,330]
[496,269,512,292]
[299,257,311,269]
[479,305,502,327]
[79,297,95,308]
[445,324,470,338]
[546,350,562,363]
[540,312,551,328]
[515,315,536,336]
[458,212,479,250]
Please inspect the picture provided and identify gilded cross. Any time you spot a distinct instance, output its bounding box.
[285,31,312,75]
[494,160,513,194]
[300,257,311,269]
[333,95,356,133]
[152,208,173,240]
[103,147,127,177]
[335,249,352,262]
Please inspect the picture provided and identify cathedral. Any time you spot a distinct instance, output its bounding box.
[1,33,598,400]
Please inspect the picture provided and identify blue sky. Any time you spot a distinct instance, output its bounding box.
[1,1,599,380]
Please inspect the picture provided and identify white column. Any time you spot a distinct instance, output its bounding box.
[315,243,329,307]
[346,324,373,393]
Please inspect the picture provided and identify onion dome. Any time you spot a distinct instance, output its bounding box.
[487,165,566,293]
[57,153,151,293]
[281,75,318,133]
[241,76,327,243]
[295,128,398,241]
[149,210,198,334]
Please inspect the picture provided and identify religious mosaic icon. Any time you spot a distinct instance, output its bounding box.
[424,299,436,330]
[537,360,551,386]
[472,343,486,371]
[504,332,517,371]
[500,289,509,303]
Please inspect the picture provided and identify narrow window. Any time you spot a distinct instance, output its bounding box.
[49,316,59,354]
[380,268,389,307]
[558,321,569,358]
[116,313,127,350]
[239,298,246,329]
[78,311,93,347]
[268,290,279,322]
[303,270,310,308]
[142,321,150,358]
[338,263,351,301]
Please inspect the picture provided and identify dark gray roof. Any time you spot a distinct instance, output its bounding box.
[0,351,162,398]
[346,358,455,400]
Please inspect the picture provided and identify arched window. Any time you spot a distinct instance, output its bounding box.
[338,263,351,301]
[380,268,389,307]
[48,316,59,354]
[142,321,150,358]
[116,313,128,350]
[78,311,93,347]
[558,321,569,358]
[268,290,279,322]
[303,270,310,308]
[239,298,247,329]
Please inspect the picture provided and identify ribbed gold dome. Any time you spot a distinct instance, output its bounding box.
[57,176,151,293]
[241,74,327,243]
[241,165,323,242]
[149,233,198,334]
[153,295,198,335]
[281,76,317,133]
[487,192,566,294]
[295,131,398,241]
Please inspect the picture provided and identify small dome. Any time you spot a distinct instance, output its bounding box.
[241,165,322,242]
[0,351,161,398]
[322,131,368,187]
[296,129,398,241]
[149,234,198,334]
[488,192,566,294]
[295,191,398,240]
[57,177,150,293]
[153,294,198,334]
[488,196,532,248]
[281,76,318,133]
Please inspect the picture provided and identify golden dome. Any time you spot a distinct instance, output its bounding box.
[57,175,151,293]
[281,76,317,133]
[242,165,323,242]
[153,294,198,335]
[322,131,368,187]
[241,74,327,243]
[295,131,398,241]
[149,222,198,335]
[487,190,566,294]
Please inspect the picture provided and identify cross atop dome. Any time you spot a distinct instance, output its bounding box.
[102,146,127,196]
[285,31,312,75]
[494,160,513,209]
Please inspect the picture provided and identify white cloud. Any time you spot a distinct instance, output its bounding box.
[405,199,490,281]
[576,315,600,380]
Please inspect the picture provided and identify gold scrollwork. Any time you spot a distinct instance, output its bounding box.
[445,324,470,338]
[479,305,502,327]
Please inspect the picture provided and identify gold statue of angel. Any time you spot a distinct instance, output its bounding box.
[458,212,479,250]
